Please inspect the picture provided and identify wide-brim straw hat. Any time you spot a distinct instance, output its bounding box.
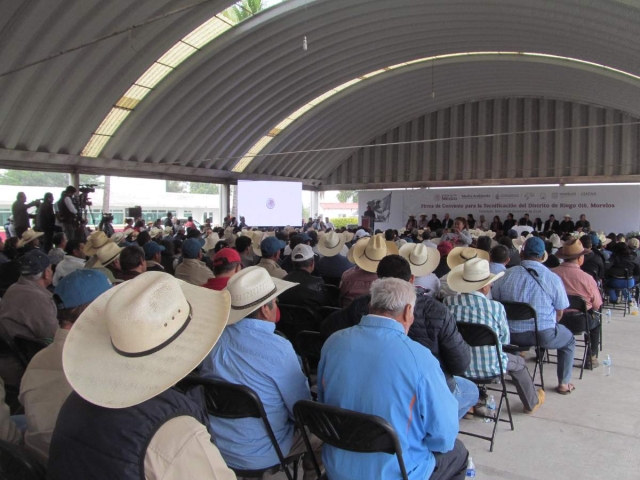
[352,234,399,273]
[225,266,297,324]
[62,271,231,408]
[318,231,346,257]
[110,232,126,245]
[342,231,355,243]
[93,241,123,268]
[448,258,505,294]
[202,233,220,252]
[84,231,110,256]
[16,229,44,248]
[149,227,163,239]
[447,247,490,269]
[243,230,264,256]
[556,238,591,260]
[512,236,526,250]
[399,243,440,277]
[548,233,562,249]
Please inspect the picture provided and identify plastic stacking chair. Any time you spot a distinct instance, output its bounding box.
[178,376,302,480]
[277,304,319,352]
[456,322,514,452]
[294,400,409,480]
[13,336,48,364]
[557,295,594,379]
[499,301,545,390]
[0,440,47,480]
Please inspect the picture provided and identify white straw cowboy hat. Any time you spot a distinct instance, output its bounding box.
[512,236,526,250]
[93,241,123,268]
[202,233,221,252]
[447,247,490,269]
[84,231,110,256]
[342,231,355,243]
[399,243,440,277]
[549,233,563,249]
[225,266,297,324]
[16,229,44,248]
[318,231,346,257]
[448,258,505,294]
[244,230,264,256]
[351,234,399,273]
[62,271,231,408]
[110,232,126,245]
[149,227,163,239]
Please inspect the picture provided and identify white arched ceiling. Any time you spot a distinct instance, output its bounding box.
[2,0,640,187]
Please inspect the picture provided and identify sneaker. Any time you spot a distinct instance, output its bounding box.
[524,389,546,414]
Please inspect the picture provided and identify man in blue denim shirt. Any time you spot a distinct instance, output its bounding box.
[318,277,468,480]
[201,266,323,478]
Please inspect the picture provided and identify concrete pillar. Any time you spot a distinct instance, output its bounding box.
[311,190,319,218]
[71,171,80,189]
[219,184,229,226]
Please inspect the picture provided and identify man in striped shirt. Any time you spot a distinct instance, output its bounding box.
[445,258,545,414]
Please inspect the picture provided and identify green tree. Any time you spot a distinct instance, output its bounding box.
[337,190,358,203]
[166,181,189,193]
[0,169,102,187]
[189,182,219,195]
[226,0,265,22]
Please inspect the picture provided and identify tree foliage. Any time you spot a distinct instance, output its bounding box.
[337,190,359,203]
[226,0,265,22]
[330,217,358,229]
[0,170,102,187]
[165,181,219,195]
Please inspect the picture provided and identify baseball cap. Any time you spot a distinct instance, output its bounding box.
[261,236,286,256]
[182,238,203,259]
[507,229,518,239]
[292,244,314,262]
[629,238,640,249]
[54,269,112,309]
[297,233,311,243]
[20,249,51,275]
[588,231,600,247]
[143,241,165,260]
[213,248,241,267]
[523,236,546,258]
[355,229,370,240]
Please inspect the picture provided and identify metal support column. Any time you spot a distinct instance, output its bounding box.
[219,183,229,226]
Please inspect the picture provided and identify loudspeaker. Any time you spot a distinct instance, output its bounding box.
[126,206,142,219]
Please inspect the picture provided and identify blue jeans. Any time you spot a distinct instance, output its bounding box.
[452,376,479,419]
[606,278,635,302]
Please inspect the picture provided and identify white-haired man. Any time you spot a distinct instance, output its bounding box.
[319,277,467,480]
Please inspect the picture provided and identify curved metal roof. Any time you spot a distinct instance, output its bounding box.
[1,0,640,187]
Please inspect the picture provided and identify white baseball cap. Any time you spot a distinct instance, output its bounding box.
[292,244,314,262]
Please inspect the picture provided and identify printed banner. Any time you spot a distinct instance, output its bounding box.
[358,185,640,234]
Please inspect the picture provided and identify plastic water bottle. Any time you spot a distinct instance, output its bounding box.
[602,355,612,376]
[484,395,496,422]
[466,456,476,477]
[606,309,612,323]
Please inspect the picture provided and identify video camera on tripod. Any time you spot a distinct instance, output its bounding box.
[77,184,97,209]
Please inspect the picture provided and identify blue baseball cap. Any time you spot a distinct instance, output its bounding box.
[589,231,600,247]
[143,241,165,260]
[54,269,111,309]
[261,236,286,256]
[523,236,546,259]
[182,238,204,259]
[20,249,51,275]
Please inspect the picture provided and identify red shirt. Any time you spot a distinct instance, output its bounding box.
[202,277,230,291]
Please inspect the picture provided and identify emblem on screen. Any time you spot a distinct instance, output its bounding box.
[266,198,276,209]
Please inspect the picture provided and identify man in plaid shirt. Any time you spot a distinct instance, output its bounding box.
[445,258,545,414]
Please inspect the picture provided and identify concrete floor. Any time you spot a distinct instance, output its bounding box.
[277,307,640,479]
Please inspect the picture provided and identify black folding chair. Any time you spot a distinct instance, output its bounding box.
[322,276,341,288]
[13,336,48,364]
[296,331,329,379]
[0,440,47,480]
[324,284,340,306]
[178,376,302,480]
[318,306,340,322]
[456,322,514,452]
[500,301,544,390]
[556,295,594,379]
[277,304,320,352]
[294,400,409,480]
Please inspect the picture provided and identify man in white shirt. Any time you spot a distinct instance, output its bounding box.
[325,217,334,230]
[52,240,86,286]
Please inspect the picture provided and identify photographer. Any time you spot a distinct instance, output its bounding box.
[36,192,57,252]
[56,186,78,241]
[12,192,40,237]
[98,214,114,238]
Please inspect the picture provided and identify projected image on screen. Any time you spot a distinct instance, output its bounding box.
[238,180,303,227]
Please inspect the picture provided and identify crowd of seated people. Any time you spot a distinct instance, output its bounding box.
[0,203,635,479]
